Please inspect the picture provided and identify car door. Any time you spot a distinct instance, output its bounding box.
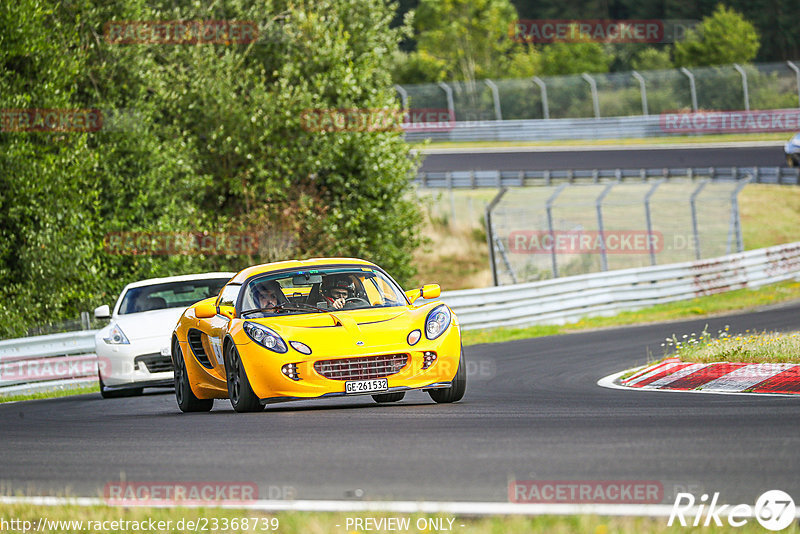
[195,283,241,380]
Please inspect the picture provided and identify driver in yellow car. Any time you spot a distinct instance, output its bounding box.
[322,276,354,310]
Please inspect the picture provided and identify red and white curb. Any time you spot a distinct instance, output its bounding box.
[599,358,800,396]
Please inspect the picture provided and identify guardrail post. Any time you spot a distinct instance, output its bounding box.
[727,176,752,254]
[581,73,600,118]
[680,67,698,112]
[690,179,709,260]
[532,77,549,120]
[486,187,508,286]
[733,64,750,111]
[394,85,408,111]
[438,82,455,120]
[632,71,649,116]
[546,183,569,278]
[485,79,502,121]
[644,179,665,266]
[788,61,800,108]
[596,183,615,271]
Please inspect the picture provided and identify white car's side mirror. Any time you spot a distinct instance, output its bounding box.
[94,305,111,319]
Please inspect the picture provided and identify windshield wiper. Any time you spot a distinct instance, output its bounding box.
[274,302,329,313]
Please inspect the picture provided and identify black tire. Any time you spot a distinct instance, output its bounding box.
[372,392,405,403]
[788,154,799,168]
[225,342,263,413]
[428,350,466,403]
[173,338,213,412]
[98,373,143,399]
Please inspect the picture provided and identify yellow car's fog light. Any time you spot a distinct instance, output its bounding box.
[289,341,312,355]
[422,351,437,370]
[281,363,301,381]
[407,329,421,346]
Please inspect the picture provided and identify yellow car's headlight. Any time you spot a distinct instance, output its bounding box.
[243,321,288,353]
[425,305,451,340]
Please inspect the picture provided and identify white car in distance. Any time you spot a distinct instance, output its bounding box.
[94,272,234,398]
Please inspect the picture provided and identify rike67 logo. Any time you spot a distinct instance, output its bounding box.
[669,490,796,531]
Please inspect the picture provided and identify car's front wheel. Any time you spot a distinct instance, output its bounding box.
[173,339,213,412]
[428,350,467,403]
[225,343,264,413]
[372,392,405,403]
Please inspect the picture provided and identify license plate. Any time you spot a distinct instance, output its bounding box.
[345,378,388,394]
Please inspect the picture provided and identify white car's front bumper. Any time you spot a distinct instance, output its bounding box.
[95,335,174,388]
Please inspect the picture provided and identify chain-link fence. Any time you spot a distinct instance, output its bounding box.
[485,180,749,285]
[398,61,800,122]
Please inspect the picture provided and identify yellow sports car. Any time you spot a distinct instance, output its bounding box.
[171,258,465,412]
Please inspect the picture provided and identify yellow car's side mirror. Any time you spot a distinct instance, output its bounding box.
[406,283,441,304]
[195,303,217,319]
[421,284,440,299]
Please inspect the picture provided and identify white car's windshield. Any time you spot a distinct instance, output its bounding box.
[118,278,230,315]
[241,266,408,317]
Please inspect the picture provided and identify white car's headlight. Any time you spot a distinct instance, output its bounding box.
[103,323,130,345]
[243,321,288,353]
[425,305,451,340]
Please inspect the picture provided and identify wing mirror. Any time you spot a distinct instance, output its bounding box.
[94,305,111,319]
[195,303,217,319]
[406,284,441,304]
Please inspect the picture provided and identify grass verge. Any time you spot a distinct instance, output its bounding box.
[412,132,788,150]
[0,384,99,404]
[0,503,794,534]
[462,280,800,347]
[662,326,800,364]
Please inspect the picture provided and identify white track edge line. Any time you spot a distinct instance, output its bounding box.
[6,496,800,518]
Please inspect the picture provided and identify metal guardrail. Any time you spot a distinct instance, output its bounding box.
[0,331,99,392]
[415,167,800,188]
[2,241,799,393]
[439,241,800,330]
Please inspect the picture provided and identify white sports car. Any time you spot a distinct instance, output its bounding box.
[94,272,234,398]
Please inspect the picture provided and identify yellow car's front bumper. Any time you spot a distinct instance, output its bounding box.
[237,326,462,403]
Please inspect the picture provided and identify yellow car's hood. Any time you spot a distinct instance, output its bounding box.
[244,305,438,351]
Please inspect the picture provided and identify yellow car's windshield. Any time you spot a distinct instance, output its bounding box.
[240,266,407,317]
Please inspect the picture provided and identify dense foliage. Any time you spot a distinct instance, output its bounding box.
[0,0,422,338]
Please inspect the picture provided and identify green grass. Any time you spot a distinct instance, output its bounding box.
[462,280,800,346]
[662,326,800,364]
[0,503,795,534]
[0,384,99,404]
[412,132,788,150]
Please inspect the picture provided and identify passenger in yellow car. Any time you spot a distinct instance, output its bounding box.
[252,280,285,313]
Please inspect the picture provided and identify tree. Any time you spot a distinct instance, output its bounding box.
[673,4,759,67]
[415,0,519,81]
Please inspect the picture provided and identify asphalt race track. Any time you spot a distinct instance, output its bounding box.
[2,301,799,505]
[418,144,786,172]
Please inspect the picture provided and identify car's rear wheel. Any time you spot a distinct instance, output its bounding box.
[98,373,143,399]
[173,338,213,412]
[372,392,405,403]
[788,154,799,168]
[428,349,466,403]
[225,343,263,413]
